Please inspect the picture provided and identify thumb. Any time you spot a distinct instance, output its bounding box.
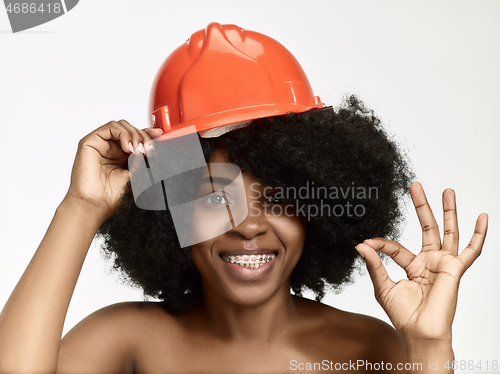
[356,243,395,301]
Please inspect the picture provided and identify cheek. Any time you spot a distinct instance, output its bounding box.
[188,204,235,247]
[268,213,306,260]
[189,242,212,276]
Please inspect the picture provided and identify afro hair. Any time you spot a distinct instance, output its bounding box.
[96,96,414,314]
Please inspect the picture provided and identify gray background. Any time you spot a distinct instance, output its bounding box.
[1,1,499,371]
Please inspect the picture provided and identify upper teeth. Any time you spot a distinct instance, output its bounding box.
[222,254,276,268]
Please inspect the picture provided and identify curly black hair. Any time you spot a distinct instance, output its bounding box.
[96,96,414,314]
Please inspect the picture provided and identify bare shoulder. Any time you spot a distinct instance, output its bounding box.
[293,297,408,364]
[57,301,173,374]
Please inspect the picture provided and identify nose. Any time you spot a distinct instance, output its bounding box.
[229,203,270,240]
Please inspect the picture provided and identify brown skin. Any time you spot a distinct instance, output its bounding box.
[58,150,408,373]
[58,299,408,374]
[0,120,487,373]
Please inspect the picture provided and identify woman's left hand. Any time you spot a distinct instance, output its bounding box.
[355,182,488,343]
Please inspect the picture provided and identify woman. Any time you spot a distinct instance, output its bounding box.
[0,23,488,373]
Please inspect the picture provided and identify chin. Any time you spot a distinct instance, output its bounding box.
[218,278,290,308]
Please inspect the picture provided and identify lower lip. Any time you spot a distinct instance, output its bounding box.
[220,256,277,281]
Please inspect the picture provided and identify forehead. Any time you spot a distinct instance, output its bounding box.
[204,151,266,190]
[208,150,231,163]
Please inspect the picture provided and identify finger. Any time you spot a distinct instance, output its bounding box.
[442,189,459,254]
[363,238,416,271]
[82,121,135,157]
[355,243,396,301]
[117,119,150,155]
[142,127,164,156]
[458,213,488,270]
[143,127,164,139]
[410,182,441,251]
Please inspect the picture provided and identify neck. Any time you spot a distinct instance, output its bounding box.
[198,282,297,344]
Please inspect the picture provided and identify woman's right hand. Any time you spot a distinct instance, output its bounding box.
[65,120,164,220]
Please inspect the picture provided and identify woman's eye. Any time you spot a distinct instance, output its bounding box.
[205,193,230,206]
[266,195,283,204]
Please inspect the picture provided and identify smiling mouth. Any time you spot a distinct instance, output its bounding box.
[221,254,277,269]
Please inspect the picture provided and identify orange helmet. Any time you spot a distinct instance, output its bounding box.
[150,22,324,138]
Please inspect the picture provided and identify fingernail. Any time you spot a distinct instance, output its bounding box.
[138,143,146,154]
[128,142,135,153]
[155,127,164,134]
[355,245,365,258]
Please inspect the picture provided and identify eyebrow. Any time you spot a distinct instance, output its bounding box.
[200,176,238,187]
